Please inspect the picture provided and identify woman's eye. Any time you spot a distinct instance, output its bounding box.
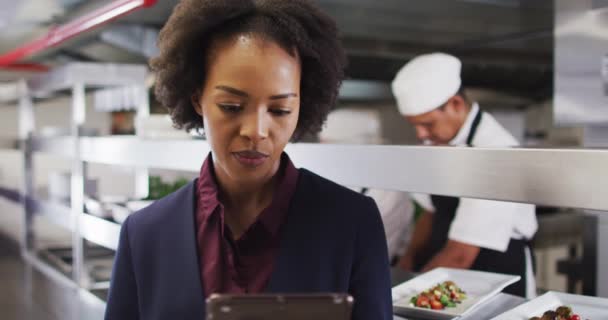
[269,108,292,116]
[218,104,242,113]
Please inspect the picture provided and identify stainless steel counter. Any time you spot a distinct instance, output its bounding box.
[0,233,105,320]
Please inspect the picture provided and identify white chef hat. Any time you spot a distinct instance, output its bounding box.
[319,108,383,144]
[391,52,462,116]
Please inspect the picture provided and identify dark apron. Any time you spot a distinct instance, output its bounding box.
[412,109,531,297]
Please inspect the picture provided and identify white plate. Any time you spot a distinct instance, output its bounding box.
[126,200,155,212]
[108,203,131,224]
[491,291,608,320]
[99,195,129,204]
[84,197,111,218]
[392,268,520,320]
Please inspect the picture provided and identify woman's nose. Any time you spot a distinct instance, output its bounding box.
[240,109,269,142]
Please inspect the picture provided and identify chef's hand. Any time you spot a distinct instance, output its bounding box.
[398,252,415,271]
[421,240,480,272]
[398,211,434,272]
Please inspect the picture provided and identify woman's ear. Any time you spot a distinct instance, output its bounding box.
[191,91,203,116]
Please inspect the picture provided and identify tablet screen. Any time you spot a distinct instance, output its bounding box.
[206,293,353,320]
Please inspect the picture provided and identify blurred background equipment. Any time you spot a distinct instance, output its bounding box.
[0,0,607,319]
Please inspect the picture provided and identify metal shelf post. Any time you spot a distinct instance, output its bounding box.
[70,82,86,287]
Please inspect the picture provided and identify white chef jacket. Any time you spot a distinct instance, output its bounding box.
[351,187,414,260]
[412,103,538,297]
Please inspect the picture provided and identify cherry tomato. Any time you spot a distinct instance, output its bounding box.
[430,300,444,310]
[416,296,430,308]
[570,315,580,320]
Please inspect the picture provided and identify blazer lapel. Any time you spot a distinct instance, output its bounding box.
[165,179,206,317]
[265,171,320,293]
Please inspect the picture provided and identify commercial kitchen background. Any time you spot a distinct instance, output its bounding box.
[0,0,607,319]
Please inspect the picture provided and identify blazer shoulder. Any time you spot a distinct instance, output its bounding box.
[298,168,375,211]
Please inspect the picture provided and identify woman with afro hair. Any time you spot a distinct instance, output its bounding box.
[105,1,392,319]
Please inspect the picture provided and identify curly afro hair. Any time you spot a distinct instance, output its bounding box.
[150,0,347,140]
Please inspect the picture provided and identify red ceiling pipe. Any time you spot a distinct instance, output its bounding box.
[1,63,50,72]
[0,0,158,67]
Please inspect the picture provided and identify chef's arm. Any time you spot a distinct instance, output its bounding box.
[421,240,480,272]
[398,210,434,271]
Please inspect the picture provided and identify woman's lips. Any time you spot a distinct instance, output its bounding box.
[232,150,269,167]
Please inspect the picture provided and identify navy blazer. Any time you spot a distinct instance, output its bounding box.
[105,168,392,320]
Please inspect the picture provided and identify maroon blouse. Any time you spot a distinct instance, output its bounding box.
[195,153,299,297]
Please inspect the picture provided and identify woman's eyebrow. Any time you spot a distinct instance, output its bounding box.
[215,85,249,97]
[269,93,298,100]
[216,85,298,100]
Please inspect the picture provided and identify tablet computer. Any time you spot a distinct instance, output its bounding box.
[206,293,353,320]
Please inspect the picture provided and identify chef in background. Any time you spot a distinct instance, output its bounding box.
[391,52,538,298]
[319,108,415,264]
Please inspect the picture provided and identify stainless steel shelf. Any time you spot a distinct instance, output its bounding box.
[21,251,107,319]
[27,63,147,96]
[36,199,73,231]
[34,198,120,250]
[79,213,120,251]
[286,144,608,211]
[31,136,207,169]
[23,250,76,290]
[29,135,608,211]
[80,136,208,171]
[11,62,149,306]
[0,81,19,104]
[31,136,74,157]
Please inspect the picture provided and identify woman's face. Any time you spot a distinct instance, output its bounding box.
[193,34,301,187]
